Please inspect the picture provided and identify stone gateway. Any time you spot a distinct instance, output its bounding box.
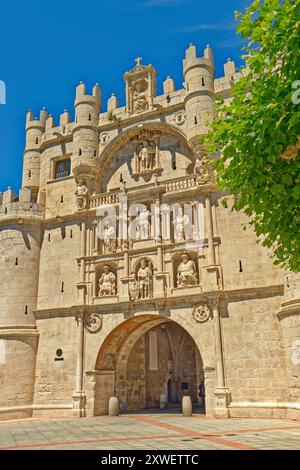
[0,44,299,421]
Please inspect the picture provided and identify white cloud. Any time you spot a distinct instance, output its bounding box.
[176,22,235,33]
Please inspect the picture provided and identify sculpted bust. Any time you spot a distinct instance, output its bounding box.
[177,254,198,288]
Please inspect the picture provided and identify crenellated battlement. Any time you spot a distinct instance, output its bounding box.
[0,187,45,221]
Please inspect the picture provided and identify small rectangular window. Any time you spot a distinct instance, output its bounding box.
[55,159,71,179]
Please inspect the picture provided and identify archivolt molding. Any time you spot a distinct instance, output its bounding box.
[97,122,190,177]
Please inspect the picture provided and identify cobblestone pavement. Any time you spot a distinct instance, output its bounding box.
[0,413,299,450]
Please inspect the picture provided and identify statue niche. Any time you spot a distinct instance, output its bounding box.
[132,80,148,114]
[98,265,117,297]
[129,258,153,300]
[132,130,161,179]
[175,253,198,288]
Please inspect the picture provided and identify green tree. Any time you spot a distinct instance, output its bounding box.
[206,0,300,271]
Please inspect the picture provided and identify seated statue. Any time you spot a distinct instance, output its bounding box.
[177,254,198,288]
[98,266,116,296]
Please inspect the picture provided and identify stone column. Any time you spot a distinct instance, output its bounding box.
[205,195,215,265]
[73,312,86,417]
[211,297,230,418]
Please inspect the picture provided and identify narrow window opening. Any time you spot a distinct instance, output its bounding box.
[35,137,39,144]
[88,114,92,121]
[61,282,64,293]
[28,170,31,177]
[48,233,51,242]
[94,150,96,157]
[60,195,64,203]
[239,260,243,273]
[79,148,82,156]
[25,305,28,315]
[70,229,73,239]
[4,207,7,214]
[202,77,205,86]
[194,116,198,125]
[166,95,171,104]
[15,257,18,266]
[172,160,176,170]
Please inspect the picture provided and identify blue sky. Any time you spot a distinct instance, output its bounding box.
[0,0,252,193]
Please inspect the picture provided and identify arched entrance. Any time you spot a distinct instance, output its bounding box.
[94,315,205,414]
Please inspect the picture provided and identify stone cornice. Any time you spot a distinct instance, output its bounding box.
[33,284,284,319]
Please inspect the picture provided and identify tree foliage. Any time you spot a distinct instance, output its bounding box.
[206,0,300,272]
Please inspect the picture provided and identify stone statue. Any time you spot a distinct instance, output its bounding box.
[194,157,209,184]
[133,83,148,114]
[173,207,190,241]
[103,220,116,254]
[98,266,116,296]
[135,139,157,175]
[177,254,198,288]
[75,180,89,209]
[136,207,151,240]
[137,259,153,299]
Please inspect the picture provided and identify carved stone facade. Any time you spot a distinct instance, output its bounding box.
[0,44,299,422]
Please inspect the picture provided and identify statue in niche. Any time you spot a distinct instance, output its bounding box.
[136,207,151,240]
[75,180,89,209]
[177,254,198,288]
[98,265,116,296]
[173,207,190,241]
[103,220,116,254]
[137,141,156,171]
[133,82,148,114]
[137,258,153,299]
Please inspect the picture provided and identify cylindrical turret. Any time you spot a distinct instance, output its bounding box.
[72,82,102,186]
[0,219,41,419]
[22,109,47,198]
[183,44,215,152]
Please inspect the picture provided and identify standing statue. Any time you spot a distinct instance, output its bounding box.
[136,207,151,240]
[173,207,190,241]
[137,141,155,172]
[137,259,153,299]
[133,83,148,114]
[103,220,116,254]
[98,266,116,296]
[177,254,198,288]
[75,180,89,209]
